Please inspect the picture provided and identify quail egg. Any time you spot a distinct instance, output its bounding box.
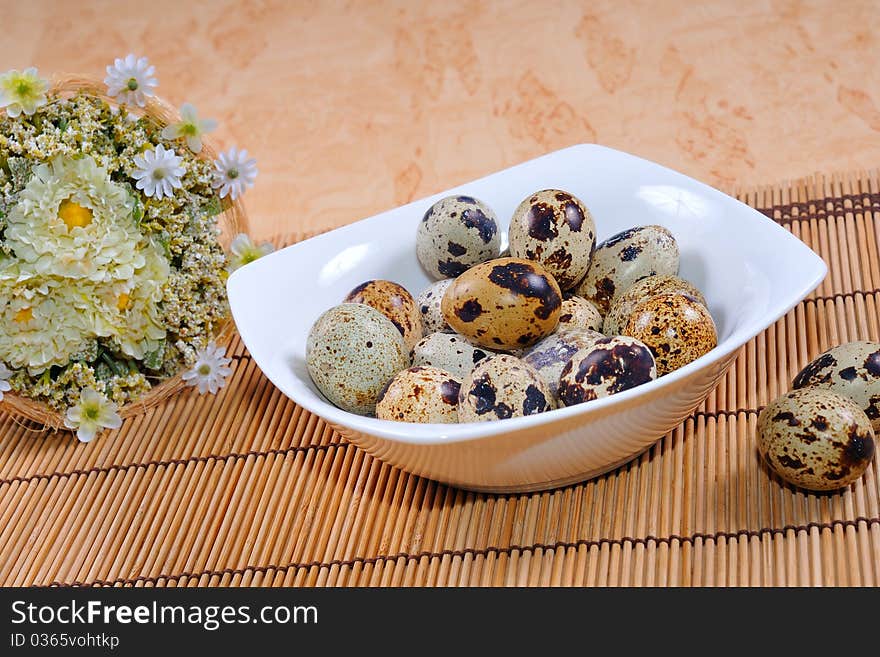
[417,195,501,279]
[441,257,562,350]
[508,189,596,290]
[344,279,423,351]
[604,274,707,335]
[458,354,554,422]
[757,388,876,491]
[575,225,679,316]
[412,332,496,379]
[792,341,880,431]
[416,278,454,334]
[622,292,717,376]
[558,294,604,332]
[306,303,410,416]
[557,336,657,407]
[522,328,603,396]
[376,366,461,424]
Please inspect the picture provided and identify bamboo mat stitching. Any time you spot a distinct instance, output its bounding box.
[52,516,880,587]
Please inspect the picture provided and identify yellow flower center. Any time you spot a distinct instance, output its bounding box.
[117,293,131,311]
[197,364,211,376]
[13,307,33,324]
[58,199,93,230]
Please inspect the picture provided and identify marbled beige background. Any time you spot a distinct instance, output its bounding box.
[2,0,879,238]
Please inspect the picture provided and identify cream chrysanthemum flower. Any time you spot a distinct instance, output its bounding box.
[0,362,11,402]
[4,155,144,284]
[64,387,122,442]
[104,54,157,108]
[211,147,257,200]
[182,341,232,394]
[0,274,93,373]
[132,144,184,200]
[160,103,217,154]
[228,233,274,272]
[0,67,49,118]
[90,243,170,360]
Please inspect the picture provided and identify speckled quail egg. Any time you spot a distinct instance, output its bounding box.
[604,274,707,335]
[344,279,423,351]
[376,366,461,424]
[416,278,454,334]
[792,341,880,431]
[622,292,717,376]
[757,388,876,491]
[306,303,410,416]
[441,257,562,350]
[557,336,657,407]
[508,189,596,290]
[558,293,604,332]
[522,328,603,396]
[412,332,496,379]
[417,195,501,279]
[575,225,679,316]
[458,354,554,422]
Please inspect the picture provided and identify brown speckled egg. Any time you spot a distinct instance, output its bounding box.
[557,336,657,407]
[522,328,603,396]
[622,292,717,376]
[416,278,454,334]
[416,195,500,279]
[441,257,562,350]
[757,388,876,491]
[508,189,596,290]
[344,280,423,351]
[575,225,679,316]
[412,332,496,379]
[604,274,707,335]
[458,354,554,422]
[376,366,461,423]
[558,293,604,332]
[792,341,880,431]
[306,303,410,416]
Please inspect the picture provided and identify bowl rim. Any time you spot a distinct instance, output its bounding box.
[228,143,827,446]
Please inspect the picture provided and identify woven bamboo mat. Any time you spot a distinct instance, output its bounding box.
[1,172,879,587]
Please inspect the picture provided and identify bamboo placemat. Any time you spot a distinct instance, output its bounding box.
[1,171,879,587]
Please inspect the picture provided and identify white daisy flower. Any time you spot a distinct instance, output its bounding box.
[160,103,217,154]
[228,233,274,272]
[182,341,232,395]
[63,387,122,443]
[0,67,49,118]
[104,54,157,108]
[211,147,257,200]
[132,144,185,200]
[0,362,11,402]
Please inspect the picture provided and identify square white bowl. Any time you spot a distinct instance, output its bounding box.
[228,144,826,493]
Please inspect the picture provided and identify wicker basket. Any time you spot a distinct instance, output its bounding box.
[0,76,247,430]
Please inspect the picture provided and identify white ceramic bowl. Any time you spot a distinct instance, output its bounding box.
[228,144,826,492]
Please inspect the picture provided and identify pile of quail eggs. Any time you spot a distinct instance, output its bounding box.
[757,341,878,491]
[306,189,719,425]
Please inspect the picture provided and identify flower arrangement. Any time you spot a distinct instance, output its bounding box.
[0,57,271,441]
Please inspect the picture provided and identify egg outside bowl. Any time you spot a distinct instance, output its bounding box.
[228,144,827,493]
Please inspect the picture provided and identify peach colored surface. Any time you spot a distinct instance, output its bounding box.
[2,0,879,238]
